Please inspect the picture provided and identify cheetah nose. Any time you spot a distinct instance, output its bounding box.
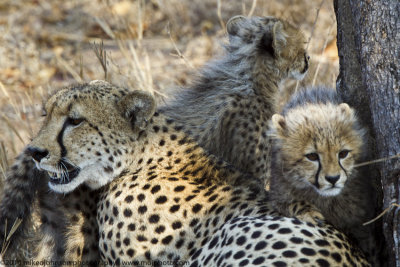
[27,146,49,162]
[325,175,340,185]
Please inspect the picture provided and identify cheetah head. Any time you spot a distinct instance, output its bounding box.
[270,102,365,196]
[226,16,309,81]
[28,80,156,193]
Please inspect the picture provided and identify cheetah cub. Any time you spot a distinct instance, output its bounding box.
[268,87,377,259]
[162,16,309,185]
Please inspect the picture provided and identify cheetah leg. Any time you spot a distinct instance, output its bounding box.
[33,191,69,264]
[34,187,100,266]
[0,149,46,260]
[63,187,100,265]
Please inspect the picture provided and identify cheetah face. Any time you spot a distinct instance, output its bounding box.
[226,16,309,81]
[301,146,353,196]
[271,102,365,197]
[28,81,155,193]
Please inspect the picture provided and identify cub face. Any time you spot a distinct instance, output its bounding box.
[28,80,155,193]
[227,16,309,80]
[271,102,365,196]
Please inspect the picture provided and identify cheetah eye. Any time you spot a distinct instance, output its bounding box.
[305,153,319,161]
[67,117,85,126]
[304,53,310,64]
[41,110,47,117]
[338,150,350,159]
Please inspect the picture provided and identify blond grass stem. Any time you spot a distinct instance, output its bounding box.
[167,23,195,69]
[94,17,116,40]
[137,0,145,43]
[217,0,225,30]
[0,218,23,257]
[311,22,335,87]
[1,220,7,256]
[247,0,257,17]
[93,40,108,81]
[1,115,24,144]
[306,0,326,52]
[355,153,400,168]
[21,91,37,138]
[295,0,326,92]
[0,82,20,120]
[79,55,84,81]
[363,203,400,226]
[0,142,7,183]
[55,54,84,83]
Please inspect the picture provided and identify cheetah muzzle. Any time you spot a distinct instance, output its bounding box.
[27,147,81,185]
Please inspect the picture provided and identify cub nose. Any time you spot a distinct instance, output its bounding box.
[325,175,340,185]
[27,146,49,162]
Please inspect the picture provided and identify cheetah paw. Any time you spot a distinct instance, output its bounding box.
[296,208,326,226]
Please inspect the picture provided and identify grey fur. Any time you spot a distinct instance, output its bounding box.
[270,86,377,264]
[161,16,309,185]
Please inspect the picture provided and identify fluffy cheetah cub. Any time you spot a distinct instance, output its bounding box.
[162,16,309,185]
[268,87,376,255]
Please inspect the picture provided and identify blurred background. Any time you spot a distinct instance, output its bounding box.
[0,0,338,177]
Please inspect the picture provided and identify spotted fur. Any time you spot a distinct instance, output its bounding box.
[0,152,100,264]
[0,151,45,260]
[268,87,377,263]
[0,82,369,266]
[161,16,309,186]
[188,216,368,267]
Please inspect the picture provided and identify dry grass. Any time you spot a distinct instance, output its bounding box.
[1,218,22,258]
[0,0,338,165]
[0,0,338,259]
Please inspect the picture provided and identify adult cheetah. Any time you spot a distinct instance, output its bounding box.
[2,81,368,266]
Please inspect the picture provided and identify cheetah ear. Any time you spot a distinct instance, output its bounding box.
[271,114,288,136]
[272,21,288,57]
[339,103,353,117]
[226,15,246,36]
[118,90,156,130]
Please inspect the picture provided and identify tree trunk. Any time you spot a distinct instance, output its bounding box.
[334,0,400,266]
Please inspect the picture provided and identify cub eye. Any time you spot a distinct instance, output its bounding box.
[304,53,310,62]
[305,153,319,161]
[67,117,85,126]
[338,150,350,159]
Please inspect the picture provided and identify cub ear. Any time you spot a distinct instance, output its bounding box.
[338,103,353,117]
[272,21,288,57]
[226,15,246,36]
[259,21,287,57]
[118,90,156,130]
[271,114,288,136]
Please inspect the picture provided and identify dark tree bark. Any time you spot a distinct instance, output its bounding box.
[334,0,400,266]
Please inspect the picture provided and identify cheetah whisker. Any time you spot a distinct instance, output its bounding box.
[59,161,69,184]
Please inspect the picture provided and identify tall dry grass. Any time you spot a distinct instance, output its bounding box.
[0,0,338,171]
